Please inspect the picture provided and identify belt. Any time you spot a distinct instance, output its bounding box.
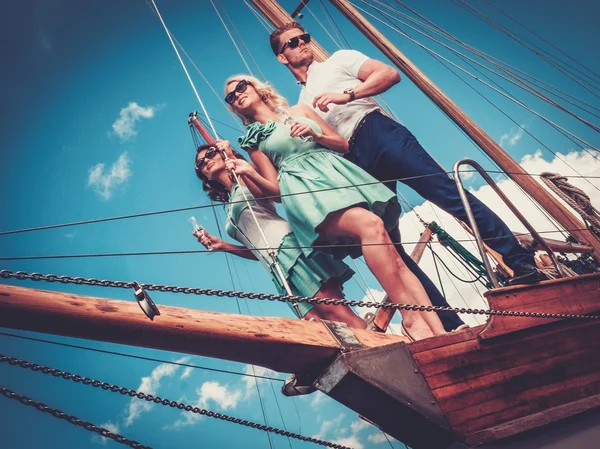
[347,109,381,153]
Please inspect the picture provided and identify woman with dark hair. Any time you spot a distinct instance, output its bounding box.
[224,75,447,341]
[193,140,366,328]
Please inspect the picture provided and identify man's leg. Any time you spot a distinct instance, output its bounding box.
[362,115,538,272]
[388,227,464,331]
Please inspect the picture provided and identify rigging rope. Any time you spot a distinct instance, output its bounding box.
[0,387,151,449]
[365,0,600,133]
[450,0,600,98]
[149,0,218,137]
[2,269,598,320]
[1,227,595,261]
[388,0,600,117]
[540,173,600,237]
[3,226,596,261]
[0,355,351,449]
[479,0,600,82]
[350,1,600,152]
[0,330,283,381]
[209,0,257,77]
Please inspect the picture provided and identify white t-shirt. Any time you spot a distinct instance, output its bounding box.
[298,49,380,141]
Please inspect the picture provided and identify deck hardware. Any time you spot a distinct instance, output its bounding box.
[132,281,160,320]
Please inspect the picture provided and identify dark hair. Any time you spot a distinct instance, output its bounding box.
[194,144,247,203]
[269,21,305,55]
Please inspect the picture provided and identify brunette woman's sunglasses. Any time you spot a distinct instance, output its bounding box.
[195,148,220,171]
[279,33,311,54]
[224,79,249,105]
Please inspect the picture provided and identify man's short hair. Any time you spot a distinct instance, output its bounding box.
[269,22,306,55]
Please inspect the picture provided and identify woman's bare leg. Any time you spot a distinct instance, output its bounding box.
[304,279,366,329]
[320,207,446,340]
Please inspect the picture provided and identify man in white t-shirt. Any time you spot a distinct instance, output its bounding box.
[269,22,547,331]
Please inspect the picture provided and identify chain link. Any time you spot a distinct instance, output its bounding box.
[0,386,152,448]
[0,354,352,449]
[1,269,598,320]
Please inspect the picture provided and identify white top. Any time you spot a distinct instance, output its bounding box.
[298,49,380,141]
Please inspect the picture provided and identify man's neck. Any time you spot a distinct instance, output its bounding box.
[289,63,310,85]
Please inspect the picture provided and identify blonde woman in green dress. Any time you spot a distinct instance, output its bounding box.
[224,75,446,341]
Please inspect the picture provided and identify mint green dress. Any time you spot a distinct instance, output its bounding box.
[238,117,400,260]
[225,183,354,316]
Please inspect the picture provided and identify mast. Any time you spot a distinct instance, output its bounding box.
[250,0,600,257]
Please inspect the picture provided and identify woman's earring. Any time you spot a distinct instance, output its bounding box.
[261,95,269,103]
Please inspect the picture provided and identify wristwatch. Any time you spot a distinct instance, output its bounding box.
[343,87,356,102]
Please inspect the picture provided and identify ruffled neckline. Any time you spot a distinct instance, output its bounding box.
[238,121,277,150]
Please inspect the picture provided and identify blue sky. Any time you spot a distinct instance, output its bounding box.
[1,1,600,448]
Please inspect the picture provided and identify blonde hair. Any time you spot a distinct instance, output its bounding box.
[225,74,289,126]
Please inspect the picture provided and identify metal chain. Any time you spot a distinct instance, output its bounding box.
[0,354,352,449]
[0,386,152,449]
[1,269,598,320]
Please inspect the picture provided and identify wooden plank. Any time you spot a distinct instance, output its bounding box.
[480,273,600,339]
[422,320,600,387]
[435,344,600,411]
[453,372,600,435]
[0,284,405,373]
[465,393,600,445]
[408,326,483,355]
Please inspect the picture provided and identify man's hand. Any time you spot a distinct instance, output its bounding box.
[312,92,351,112]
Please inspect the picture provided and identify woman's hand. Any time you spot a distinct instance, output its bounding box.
[290,122,322,140]
[214,139,234,157]
[225,159,256,177]
[193,229,224,251]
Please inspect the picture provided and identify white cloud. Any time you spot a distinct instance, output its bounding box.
[180,366,194,380]
[91,422,120,445]
[310,391,327,410]
[367,432,393,444]
[312,413,345,440]
[111,102,157,141]
[64,232,76,239]
[458,163,475,181]
[396,149,600,327]
[166,381,242,430]
[333,436,364,449]
[87,152,132,200]
[499,125,525,147]
[242,364,278,399]
[124,357,189,427]
[350,419,371,434]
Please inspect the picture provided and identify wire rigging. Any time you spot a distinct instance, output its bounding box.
[0,331,284,381]
[479,0,600,81]
[450,0,600,98]
[350,1,600,152]
[388,0,600,117]
[366,0,600,132]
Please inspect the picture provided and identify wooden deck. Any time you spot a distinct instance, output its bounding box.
[409,273,600,446]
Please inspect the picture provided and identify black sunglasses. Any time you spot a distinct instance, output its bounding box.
[225,79,249,105]
[279,33,311,54]
[195,147,220,171]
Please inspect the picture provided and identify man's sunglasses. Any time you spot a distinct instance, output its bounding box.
[279,33,311,54]
[224,79,249,105]
[195,147,220,171]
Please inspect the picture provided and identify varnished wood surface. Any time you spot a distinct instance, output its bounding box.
[481,273,600,338]
[0,284,405,373]
[411,312,600,443]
